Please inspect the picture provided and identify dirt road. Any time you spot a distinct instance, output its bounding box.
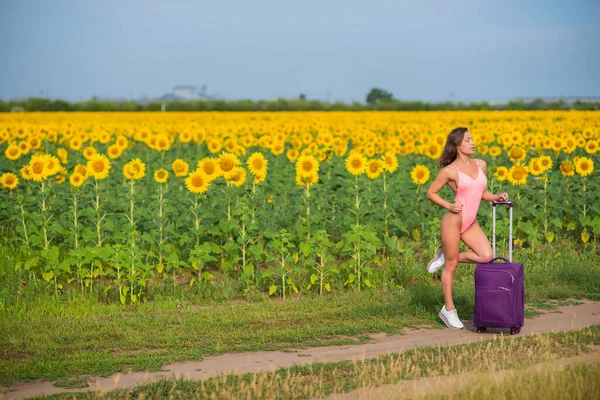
[2,300,599,400]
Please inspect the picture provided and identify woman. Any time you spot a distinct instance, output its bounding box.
[425,127,508,329]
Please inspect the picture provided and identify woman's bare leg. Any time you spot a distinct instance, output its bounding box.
[440,212,462,311]
[458,221,494,264]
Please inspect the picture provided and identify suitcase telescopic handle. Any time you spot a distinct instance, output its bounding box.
[492,201,513,262]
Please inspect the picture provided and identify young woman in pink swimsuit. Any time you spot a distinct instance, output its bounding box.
[425,127,509,329]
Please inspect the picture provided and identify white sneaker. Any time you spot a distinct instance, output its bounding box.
[439,305,464,329]
[427,249,445,273]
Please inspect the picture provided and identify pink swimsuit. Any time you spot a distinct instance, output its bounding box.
[449,162,487,233]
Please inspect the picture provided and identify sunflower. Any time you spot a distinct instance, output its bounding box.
[345,153,367,176]
[528,157,543,176]
[538,155,553,172]
[410,164,430,185]
[5,144,21,160]
[381,152,398,173]
[575,157,594,177]
[74,164,89,179]
[56,147,68,164]
[148,136,158,150]
[296,171,319,187]
[550,138,564,154]
[44,154,62,176]
[253,172,266,184]
[218,152,241,178]
[172,159,189,177]
[271,141,285,156]
[507,164,528,186]
[334,144,348,157]
[99,132,111,144]
[247,152,268,176]
[584,140,599,155]
[185,170,210,194]
[29,137,42,150]
[286,148,299,162]
[69,172,85,187]
[560,160,575,177]
[495,166,509,182]
[107,144,122,159]
[207,139,223,154]
[296,154,320,178]
[193,130,207,144]
[154,168,169,183]
[197,157,222,181]
[488,146,502,158]
[508,146,527,162]
[28,153,49,182]
[20,165,33,181]
[425,143,442,159]
[564,138,577,154]
[116,135,129,150]
[18,141,31,155]
[83,146,97,160]
[226,166,247,187]
[123,158,146,180]
[86,153,111,180]
[224,138,237,152]
[179,131,193,144]
[1,172,19,190]
[158,134,172,151]
[69,137,82,151]
[477,144,489,155]
[366,159,383,179]
[234,145,246,157]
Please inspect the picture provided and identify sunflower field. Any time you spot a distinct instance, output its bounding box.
[0,111,598,303]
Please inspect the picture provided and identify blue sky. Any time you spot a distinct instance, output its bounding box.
[1,0,599,103]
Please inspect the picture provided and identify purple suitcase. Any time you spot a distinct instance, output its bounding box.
[472,201,524,335]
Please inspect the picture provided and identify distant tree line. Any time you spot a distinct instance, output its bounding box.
[1,89,598,112]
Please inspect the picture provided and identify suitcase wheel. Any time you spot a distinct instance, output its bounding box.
[476,327,487,334]
[510,328,520,335]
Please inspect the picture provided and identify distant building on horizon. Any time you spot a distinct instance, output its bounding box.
[159,85,213,102]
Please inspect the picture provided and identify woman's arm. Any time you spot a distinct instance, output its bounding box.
[482,190,503,202]
[476,159,509,202]
[426,167,462,213]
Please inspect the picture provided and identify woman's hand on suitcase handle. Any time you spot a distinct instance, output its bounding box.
[447,201,463,213]
[497,192,509,202]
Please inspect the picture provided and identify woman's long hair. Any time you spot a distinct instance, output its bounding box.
[439,127,469,168]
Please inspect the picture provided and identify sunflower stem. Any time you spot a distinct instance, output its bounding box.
[157,183,166,268]
[72,189,79,249]
[192,193,200,245]
[17,195,29,249]
[227,196,231,222]
[582,178,587,218]
[227,194,233,241]
[383,173,388,237]
[251,181,256,224]
[129,179,135,229]
[40,180,49,251]
[305,181,311,240]
[94,179,103,247]
[543,178,548,236]
[354,175,360,227]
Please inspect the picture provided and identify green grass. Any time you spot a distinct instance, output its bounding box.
[52,376,91,389]
[425,359,600,400]
[24,325,600,399]
[1,240,599,386]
